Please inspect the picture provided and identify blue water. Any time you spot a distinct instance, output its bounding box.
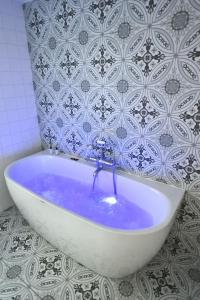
[25,173,153,230]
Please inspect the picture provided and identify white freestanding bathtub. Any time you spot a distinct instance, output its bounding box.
[4,151,184,278]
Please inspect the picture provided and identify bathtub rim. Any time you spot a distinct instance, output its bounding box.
[4,151,185,236]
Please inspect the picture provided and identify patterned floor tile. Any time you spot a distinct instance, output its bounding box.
[0,205,200,300]
[0,268,39,300]
[0,226,46,265]
[18,244,76,292]
[113,274,146,300]
[29,270,116,300]
[0,259,10,287]
[0,210,18,237]
[0,284,39,299]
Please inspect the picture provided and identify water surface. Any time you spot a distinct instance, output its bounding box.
[25,173,153,230]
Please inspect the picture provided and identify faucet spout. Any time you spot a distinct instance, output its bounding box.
[92,164,102,191]
[93,166,102,177]
[89,139,117,195]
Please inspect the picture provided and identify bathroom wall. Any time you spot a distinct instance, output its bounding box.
[0,0,41,211]
[23,0,200,200]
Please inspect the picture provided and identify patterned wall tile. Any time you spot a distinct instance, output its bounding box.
[24,0,200,210]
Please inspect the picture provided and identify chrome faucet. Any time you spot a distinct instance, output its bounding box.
[88,139,117,195]
[92,161,103,191]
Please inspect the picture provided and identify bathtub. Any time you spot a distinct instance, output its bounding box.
[4,151,184,278]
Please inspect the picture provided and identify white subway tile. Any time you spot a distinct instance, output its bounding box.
[0,0,41,212]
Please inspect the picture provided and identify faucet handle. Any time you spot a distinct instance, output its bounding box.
[96,139,106,147]
[48,144,53,155]
[96,139,115,161]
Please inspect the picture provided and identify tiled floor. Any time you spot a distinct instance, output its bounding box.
[0,200,200,300]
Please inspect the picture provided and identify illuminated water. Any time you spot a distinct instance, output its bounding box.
[25,173,153,230]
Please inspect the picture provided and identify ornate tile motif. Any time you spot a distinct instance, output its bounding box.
[91,44,116,77]
[0,217,12,233]
[129,96,159,128]
[29,9,45,38]
[89,0,117,24]
[55,1,76,31]
[128,144,155,171]
[173,154,200,184]
[0,280,38,300]
[1,230,43,263]
[52,0,81,39]
[56,44,83,85]
[66,131,82,152]
[179,99,200,136]
[37,254,62,279]
[63,93,81,117]
[132,37,165,77]
[146,267,179,297]
[59,50,79,78]
[35,54,50,79]
[92,94,115,122]
[39,92,55,117]
[42,127,57,148]
[73,280,100,299]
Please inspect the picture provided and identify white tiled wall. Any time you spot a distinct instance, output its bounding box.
[0,0,41,211]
